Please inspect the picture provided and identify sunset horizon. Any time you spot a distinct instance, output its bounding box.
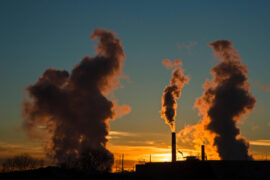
[1,1,270,178]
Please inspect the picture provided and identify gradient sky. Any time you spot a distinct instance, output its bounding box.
[1,0,270,165]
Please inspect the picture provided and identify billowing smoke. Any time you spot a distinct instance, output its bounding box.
[161,59,189,132]
[178,40,255,160]
[22,28,130,171]
[206,40,255,160]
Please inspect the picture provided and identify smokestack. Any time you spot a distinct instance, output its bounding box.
[201,145,205,161]
[172,132,176,162]
[161,59,188,163]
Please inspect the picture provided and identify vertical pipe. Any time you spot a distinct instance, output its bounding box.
[172,132,176,162]
[201,145,205,161]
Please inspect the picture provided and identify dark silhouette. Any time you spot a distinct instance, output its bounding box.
[2,154,44,172]
[136,160,270,180]
[22,28,129,171]
[78,148,113,171]
[2,161,270,180]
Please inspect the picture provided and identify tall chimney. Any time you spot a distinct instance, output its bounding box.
[172,132,176,162]
[201,145,205,161]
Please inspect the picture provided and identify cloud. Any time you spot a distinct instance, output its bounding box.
[255,81,270,93]
[108,143,199,161]
[0,146,7,152]
[250,140,270,146]
[251,125,259,131]
[114,105,132,119]
[0,141,44,158]
[176,41,198,53]
[107,131,139,140]
[109,131,137,137]
[162,59,182,69]
[108,131,164,146]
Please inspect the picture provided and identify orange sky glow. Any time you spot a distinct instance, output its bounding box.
[1,130,270,171]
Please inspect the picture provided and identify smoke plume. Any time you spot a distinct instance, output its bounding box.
[22,28,130,171]
[178,40,255,160]
[161,59,189,132]
[255,81,270,93]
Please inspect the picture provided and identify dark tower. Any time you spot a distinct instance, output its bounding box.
[201,145,205,161]
[172,132,176,162]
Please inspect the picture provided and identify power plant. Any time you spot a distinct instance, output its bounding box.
[135,131,270,179]
[136,141,270,179]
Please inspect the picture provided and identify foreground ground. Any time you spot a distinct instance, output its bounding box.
[0,167,138,180]
[2,162,270,180]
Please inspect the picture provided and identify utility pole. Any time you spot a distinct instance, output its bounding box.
[150,154,151,163]
[115,154,118,172]
[121,154,124,172]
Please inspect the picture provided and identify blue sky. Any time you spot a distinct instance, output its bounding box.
[0,0,270,157]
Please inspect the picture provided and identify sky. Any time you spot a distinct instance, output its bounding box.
[1,0,270,168]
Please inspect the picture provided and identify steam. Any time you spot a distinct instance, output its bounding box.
[161,59,189,132]
[22,28,130,171]
[178,40,255,160]
[255,81,270,93]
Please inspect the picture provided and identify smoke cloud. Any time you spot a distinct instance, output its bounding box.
[178,40,255,160]
[255,81,270,93]
[161,59,189,132]
[22,28,130,171]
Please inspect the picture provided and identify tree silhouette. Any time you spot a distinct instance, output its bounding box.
[2,154,44,172]
[78,148,114,172]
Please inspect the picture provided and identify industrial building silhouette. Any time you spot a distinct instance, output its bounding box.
[136,145,270,179]
[136,160,270,179]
